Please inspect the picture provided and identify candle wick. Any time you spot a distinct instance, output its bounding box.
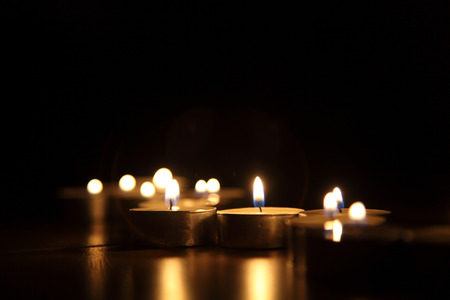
[169,200,173,211]
[338,207,342,213]
[259,206,262,213]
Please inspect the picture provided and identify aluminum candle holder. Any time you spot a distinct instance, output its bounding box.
[128,178,217,247]
[218,207,303,249]
[129,207,217,247]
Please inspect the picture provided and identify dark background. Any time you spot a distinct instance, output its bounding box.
[4,0,449,224]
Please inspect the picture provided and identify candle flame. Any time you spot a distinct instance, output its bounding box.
[332,187,344,208]
[195,179,207,193]
[87,179,103,194]
[253,176,265,210]
[140,181,156,197]
[165,179,180,209]
[349,202,366,221]
[119,174,136,191]
[206,178,220,193]
[323,192,338,210]
[153,168,173,191]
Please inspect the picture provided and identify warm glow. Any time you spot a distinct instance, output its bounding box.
[119,174,136,191]
[158,258,188,300]
[244,259,276,300]
[206,178,220,193]
[332,220,343,242]
[165,179,180,209]
[87,179,103,194]
[153,168,173,190]
[333,187,344,208]
[253,176,265,209]
[207,193,220,205]
[324,220,334,231]
[195,179,207,193]
[349,202,366,220]
[323,192,338,210]
[140,181,156,197]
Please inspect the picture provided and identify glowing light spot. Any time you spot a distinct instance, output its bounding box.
[153,168,173,190]
[253,176,265,209]
[195,180,207,193]
[206,178,220,193]
[140,181,156,197]
[323,192,337,210]
[207,193,220,205]
[119,174,136,191]
[349,202,366,220]
[333,187,344,208]
[332,220,343,242]
[87,179,103,194]
[165,179,180,209]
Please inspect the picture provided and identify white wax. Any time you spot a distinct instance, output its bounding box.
[130,207,212,213]
[304,208,391,215]
[218,207,303,216]
[290,213,386,227]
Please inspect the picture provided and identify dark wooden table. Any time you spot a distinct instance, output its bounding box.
[1,209,449,300]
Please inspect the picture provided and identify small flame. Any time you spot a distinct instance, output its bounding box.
[349,202,366,221]
[323,192,338,209]
[253,176,265,210]
[332,187,344,208]
[87,179,103,195]
[195,180,207,193]
[153,168,173,191]
[119,174,136,191]
[323,192,338,218]
[206,178,220,193]
[165,179,180,209]
[140,181,156,197]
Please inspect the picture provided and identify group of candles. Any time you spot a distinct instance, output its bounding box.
[86,168,390,251]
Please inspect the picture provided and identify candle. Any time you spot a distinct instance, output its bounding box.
[288,203,401,278]
[129,179,217,247]
[304,187,391,216]
[217,176,303,249]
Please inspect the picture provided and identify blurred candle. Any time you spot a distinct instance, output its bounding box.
[140,181,156,198]
[129,179,217,247]
[87,179,103,195]
[195,179,207,193]
[119,174,136,192]
[206,178,220,193]
[153,168,173,191]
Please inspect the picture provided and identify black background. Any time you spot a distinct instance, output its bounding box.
[4,0,449,224]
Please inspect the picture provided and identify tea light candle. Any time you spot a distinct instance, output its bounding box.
[305,187,391,216]
[288,202,400,278]
[217,176,303,249]
[129,179,217,247]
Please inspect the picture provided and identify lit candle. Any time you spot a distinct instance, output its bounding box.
[217,176,303,248]
[119,174,136,192]
[304,187,391,216]
[288,201,400,277]
[129,178,217,247]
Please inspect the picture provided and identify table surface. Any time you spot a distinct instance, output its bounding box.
[1,212,449,300]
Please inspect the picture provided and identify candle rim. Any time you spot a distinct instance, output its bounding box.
[130,207,216,213]
[304,208,391,215]
[218,207,303,216]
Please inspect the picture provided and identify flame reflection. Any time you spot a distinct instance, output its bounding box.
[244,258,275,300]
[157,258,188,300]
